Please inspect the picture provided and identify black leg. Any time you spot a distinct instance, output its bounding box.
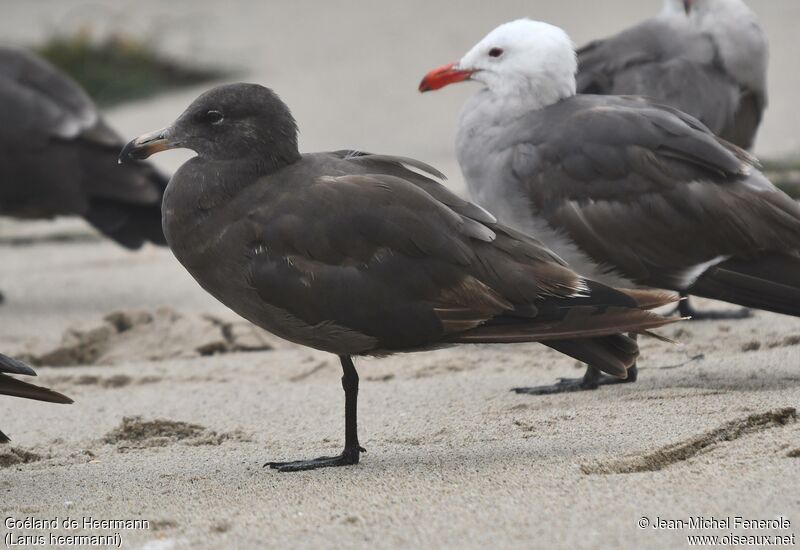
[265,355,366,472]
[513,365,638,395]
[676,294,752,320]
[514,333,640,395]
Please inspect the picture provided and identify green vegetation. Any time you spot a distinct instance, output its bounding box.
[35,29,228,107]
[761,157,800,199]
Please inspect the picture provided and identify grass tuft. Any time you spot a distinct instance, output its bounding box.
[35,27,228,107]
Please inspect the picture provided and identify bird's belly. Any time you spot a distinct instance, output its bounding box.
[170,234,378,356]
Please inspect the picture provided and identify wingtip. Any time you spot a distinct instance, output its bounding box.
[0,353,37,376]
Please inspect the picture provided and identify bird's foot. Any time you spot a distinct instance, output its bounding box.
[513,366,637,395]
[673,297,752,320]
[265,445,365,472]
[688,308,753,321]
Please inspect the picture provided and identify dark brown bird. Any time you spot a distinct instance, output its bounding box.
[419,19,800,394]
[120,83,677,471]
[0,46,167,250]
[0,352,72,443]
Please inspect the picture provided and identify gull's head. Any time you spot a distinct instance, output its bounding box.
[662,0,754,20]
[661,0,694,16]
[419,19,577,108]
[120,83,300,164]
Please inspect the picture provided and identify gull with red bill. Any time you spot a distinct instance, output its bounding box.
[417,62,474,92]
[419,18,800,394]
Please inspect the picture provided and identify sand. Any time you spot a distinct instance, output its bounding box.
[2,214,799,550]
[2,1,800,548]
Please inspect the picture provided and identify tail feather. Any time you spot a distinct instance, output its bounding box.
[689,255,800,317]
[0,352,36,376]
[447,307,674,344]
[0,354,72,444]
[85,197,166,249]
[445,283,679,377]
[617,288,681,310]
[83,168,168,249]
[0,373,73,404]
[545,334,639,379]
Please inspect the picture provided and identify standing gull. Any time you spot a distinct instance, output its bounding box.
[0,47,168,249]
[0,352,73,443]
[577,0,768,151]
[573,0,769,320]
[120,83,676,471]
[419,19,800,393]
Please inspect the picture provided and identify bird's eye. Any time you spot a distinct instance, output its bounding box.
[203,110,224,124]
[488,47,504,58]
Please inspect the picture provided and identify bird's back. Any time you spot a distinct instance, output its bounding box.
[576,10,765,149]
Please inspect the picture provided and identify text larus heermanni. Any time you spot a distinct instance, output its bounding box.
[419,19,800,393]
[0,47,168,249]
[577,0,768,151]
[0,352,73,443]
[120,83,677,471]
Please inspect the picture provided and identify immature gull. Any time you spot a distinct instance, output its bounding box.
[0,352,72,443]
[120,83,676,471]
[577,0,768,151]
[0,46,168,249]
[419,19,800,393]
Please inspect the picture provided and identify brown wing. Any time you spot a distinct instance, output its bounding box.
[243,154,674,370]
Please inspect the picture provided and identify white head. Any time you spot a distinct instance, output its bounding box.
[661,0,767,96]
[419,19,577,110]
[660,0,691,16]
[662,0,756,18]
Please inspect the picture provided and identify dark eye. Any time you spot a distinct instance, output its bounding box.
[203,110,224,124]
[488,47,504,58]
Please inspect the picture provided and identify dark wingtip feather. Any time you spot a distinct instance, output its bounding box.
[0,373,74,404]
[82,165,169,249]
[545,334,639,379]
[0,353,36,376]
[689,255,800,318]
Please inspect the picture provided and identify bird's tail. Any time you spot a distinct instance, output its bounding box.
[0,351,73,403]
[0,352,73,443]
[0,352,36,377]
[83,166,168,249]
[0,372,73,404]
[544,334,640,379]
[687,254,800,317]
[445,284,679,378]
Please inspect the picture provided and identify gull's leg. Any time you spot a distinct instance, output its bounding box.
[266,355,366,472]
[513,334,640,395]
[677,294,751,320]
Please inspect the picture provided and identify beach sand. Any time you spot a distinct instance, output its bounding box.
[1,233,799,549]
[1,1,799,548]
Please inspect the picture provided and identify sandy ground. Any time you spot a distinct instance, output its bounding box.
[2,1,800,549]
[1,236,799,549]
